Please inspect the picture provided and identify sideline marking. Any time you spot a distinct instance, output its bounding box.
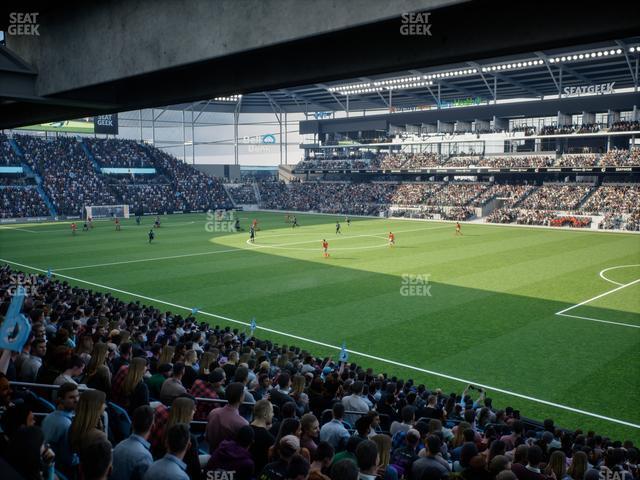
[599,264,640,286]
[555,272,640,329]
[1,257,639,430]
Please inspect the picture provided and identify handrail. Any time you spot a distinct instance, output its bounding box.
[13,381,382,419]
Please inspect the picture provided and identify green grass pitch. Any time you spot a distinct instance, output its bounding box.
[1,211,639,441]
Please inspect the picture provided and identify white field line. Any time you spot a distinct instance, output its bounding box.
[556,278,640,315]
[0,226,39,233]
[599,265,640,286]
[555,271,640,329]
[556,312,640,329]
[1,257,639,430]
[0,219,198,234]
[53,224,450,272]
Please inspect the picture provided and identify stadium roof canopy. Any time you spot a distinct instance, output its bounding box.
[167,37,640,115]
[1,0,639,128]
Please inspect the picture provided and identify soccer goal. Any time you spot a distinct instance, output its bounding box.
[85,204,130,219]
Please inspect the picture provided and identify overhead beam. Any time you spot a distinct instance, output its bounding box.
[2,0,640,127]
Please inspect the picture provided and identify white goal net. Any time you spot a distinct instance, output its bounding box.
[85,204,130,219]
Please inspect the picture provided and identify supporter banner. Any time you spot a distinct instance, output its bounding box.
[100,167,157,175]
[94,114,119,134]
[0,166,23,173]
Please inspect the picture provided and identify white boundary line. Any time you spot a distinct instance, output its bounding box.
[555,275,640,329]
[599,265,640,286]
[1,257,639,430]
[556,278,640,315]
[0,226,39,233]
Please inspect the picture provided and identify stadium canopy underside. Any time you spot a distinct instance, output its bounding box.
[1,0,640,128]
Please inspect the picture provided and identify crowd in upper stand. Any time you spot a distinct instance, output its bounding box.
[0,133,22,165]
[0,135,232,217]
[295,150,640,170]
[0,266,638,480]
[15,135,119,215]
[0,186,49,218]
[84,138,155,168]
[226,184,259,205]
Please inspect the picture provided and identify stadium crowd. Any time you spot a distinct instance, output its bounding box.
[4,136,232,216]
[15,135,119,215]
[0,266,638,480]
[294,150,640,171]
[581,185,640,214]
[1,133,22,165]
[226,184,259,205]
[518,185,593,212]
[0,186,49,218]
[84,138,155,168]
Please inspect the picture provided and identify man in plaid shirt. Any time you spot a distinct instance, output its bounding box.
[189,370,224,420]
[148,402,171,455]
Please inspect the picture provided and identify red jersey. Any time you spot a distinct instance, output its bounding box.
[322,241,328,249]
[389,233,394,241]
[71,223,77,231]
[115,218,120,224]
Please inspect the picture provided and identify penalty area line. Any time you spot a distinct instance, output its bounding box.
[1,257,639,430]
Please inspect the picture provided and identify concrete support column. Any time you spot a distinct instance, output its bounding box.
[493,116,508,132]
[475,119,490,133]
[607,109,620,126]
[455,121,471,133]
[557,111,571,127]
[582,111,595,125]
[437,120,453,133]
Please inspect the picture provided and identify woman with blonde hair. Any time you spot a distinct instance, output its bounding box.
[568,451,588,480]
[84,343,112,395]
[250,399,275,473]
[120,357,149,413]
[75,335,94,364]
[198,351,216,377]
[452,421,472,447]
[69,389,107,454]
[371,434,398,480]
[158,345,175,366]
[182,350,198,390]
[546,450,570,480]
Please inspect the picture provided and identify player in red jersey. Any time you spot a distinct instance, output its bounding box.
[322,239,329,257]
[252,218,259,231]
[115,217,121,231]
[388,231,395,247]
[71,222,77,235]
[455,222,462,236]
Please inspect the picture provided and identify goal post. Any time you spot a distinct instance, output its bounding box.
[85,204,130,220]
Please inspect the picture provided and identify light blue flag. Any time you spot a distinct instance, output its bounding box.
[250,317,256,336]
[339,341,349,363]
[0,286,32,352]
